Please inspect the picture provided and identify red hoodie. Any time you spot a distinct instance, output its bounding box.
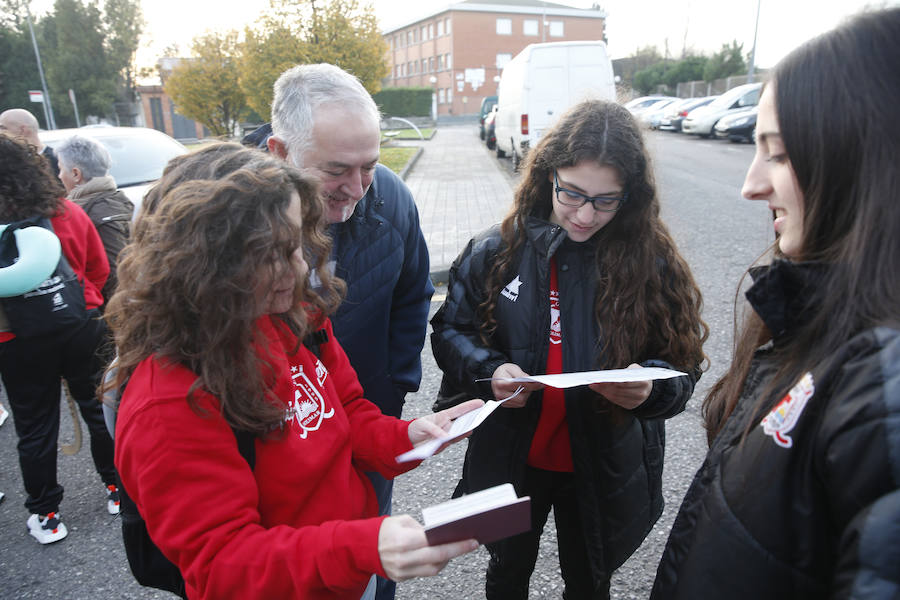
[115,316,418,599]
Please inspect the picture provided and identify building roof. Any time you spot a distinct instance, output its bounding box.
[382,0,605,34]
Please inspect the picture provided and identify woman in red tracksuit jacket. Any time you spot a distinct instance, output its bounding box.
[0,134,117,545]
[107,146,481,600]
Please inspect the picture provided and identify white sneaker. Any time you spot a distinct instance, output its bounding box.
[27,512,68,544]
[106,484,120,515]
[0,403,8,427]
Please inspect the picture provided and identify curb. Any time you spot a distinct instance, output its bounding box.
[399,147,424,181]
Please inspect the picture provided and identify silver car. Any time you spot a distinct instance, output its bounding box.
[40,126,187,218]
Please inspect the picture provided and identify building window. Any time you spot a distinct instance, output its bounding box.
[446,18,451,34]
[523,19,538,36]
[438,89,445,104]
[496,18,511,35]
[429,56,434,72]
[496,53,512,70]
[446,53,452,70]
[407,30,413,45]
[421,58,427,73]
[447,88,453,104]
[437,21,444,36]
[149,97,164,131]
[395,65,400,78]
[428,23,434,39]
[549,21,564,37]
[438,55,444,70]
[421,26,426,41]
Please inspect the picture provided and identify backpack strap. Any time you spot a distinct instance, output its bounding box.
[302,328,329,359]
[231,427,256,470]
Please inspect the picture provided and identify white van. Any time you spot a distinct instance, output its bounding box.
[494,41,615,169]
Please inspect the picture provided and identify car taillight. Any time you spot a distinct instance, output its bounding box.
[521,114,529,135]
[679,110,688,117]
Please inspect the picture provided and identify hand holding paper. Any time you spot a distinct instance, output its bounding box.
[588,363,654,409]
[397,388,525,463]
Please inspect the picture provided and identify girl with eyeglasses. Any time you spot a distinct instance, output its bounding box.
[430,99,708,598]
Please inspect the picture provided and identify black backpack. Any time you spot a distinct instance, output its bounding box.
[0,216,88,337]
[118,329,328,598]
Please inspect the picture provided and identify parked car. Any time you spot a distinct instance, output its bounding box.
[40,125,187,218]
[658,96,717,132]
[495,40,615,171]
[637,98,679,129]
[484,106,498,150]
[682,82,762,138]
[479,95,498,140]
[623,95,672,114]
[714,106,757,143]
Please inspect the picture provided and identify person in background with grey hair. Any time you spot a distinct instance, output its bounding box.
[0,108,59,177]
[263,63,434,600]
[56,135,133,305]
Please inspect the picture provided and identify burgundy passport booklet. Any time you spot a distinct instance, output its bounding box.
[422,483,531,546]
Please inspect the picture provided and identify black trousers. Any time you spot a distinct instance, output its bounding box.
[485,466,611,600]
[0,312,116,515]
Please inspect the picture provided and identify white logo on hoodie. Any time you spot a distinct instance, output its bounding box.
[285,362,334,439]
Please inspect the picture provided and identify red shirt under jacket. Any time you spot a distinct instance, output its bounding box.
[527,258,574,472]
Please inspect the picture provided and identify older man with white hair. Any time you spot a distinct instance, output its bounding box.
[0,108,59,176]
[56,135,133,305]
[264,63,433,600]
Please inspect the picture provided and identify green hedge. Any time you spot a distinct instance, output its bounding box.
[373,87,432,117]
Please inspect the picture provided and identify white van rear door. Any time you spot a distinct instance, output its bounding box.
[529,46,568,141]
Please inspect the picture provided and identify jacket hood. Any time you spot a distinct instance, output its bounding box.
[746,260,829,340]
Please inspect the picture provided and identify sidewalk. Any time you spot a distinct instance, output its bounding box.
[400,124,514,284]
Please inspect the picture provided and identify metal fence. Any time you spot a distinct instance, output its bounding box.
[676,73,766,98]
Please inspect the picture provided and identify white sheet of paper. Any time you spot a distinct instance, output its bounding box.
[478,367,686,389]
[395,387,524,463]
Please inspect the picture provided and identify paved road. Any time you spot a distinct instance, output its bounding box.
[0,127,771,599]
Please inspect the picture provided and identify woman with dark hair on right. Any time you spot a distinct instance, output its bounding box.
[652,8,900,599]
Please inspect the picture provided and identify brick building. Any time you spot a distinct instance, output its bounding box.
[382,0,606,117]
[136,58,208,142]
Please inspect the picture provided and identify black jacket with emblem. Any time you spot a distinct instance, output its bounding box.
[652,260,900,599]
[430,217,700,586]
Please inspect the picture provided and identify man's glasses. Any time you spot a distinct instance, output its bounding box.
[553,171,627,212]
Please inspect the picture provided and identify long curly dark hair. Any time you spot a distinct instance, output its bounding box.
[0,134,64,221]
[106,145,344,435]
[482,100,708,372]
[702,8,900,443]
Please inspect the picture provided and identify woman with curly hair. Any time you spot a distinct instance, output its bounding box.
[652,9,900,598]
[0,134,116,544]
[430,99,708,598]
[109,144,481,600]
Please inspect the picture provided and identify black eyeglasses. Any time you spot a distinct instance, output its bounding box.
[553,171,627,212]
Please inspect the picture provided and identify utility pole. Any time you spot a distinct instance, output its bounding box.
[25,3,56,129]
[747,0,761,83]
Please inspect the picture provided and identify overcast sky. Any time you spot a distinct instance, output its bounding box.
[33,0,898,69]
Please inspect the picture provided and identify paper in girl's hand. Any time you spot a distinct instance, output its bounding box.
[395,387,525,463]
[477,367,686,389]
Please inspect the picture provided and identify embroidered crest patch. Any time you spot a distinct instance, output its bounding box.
[759,372,815,448]
[285,362,335,439]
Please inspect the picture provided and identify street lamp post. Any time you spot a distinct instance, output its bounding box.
[25,3,56,129]
[747,0,761,83]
